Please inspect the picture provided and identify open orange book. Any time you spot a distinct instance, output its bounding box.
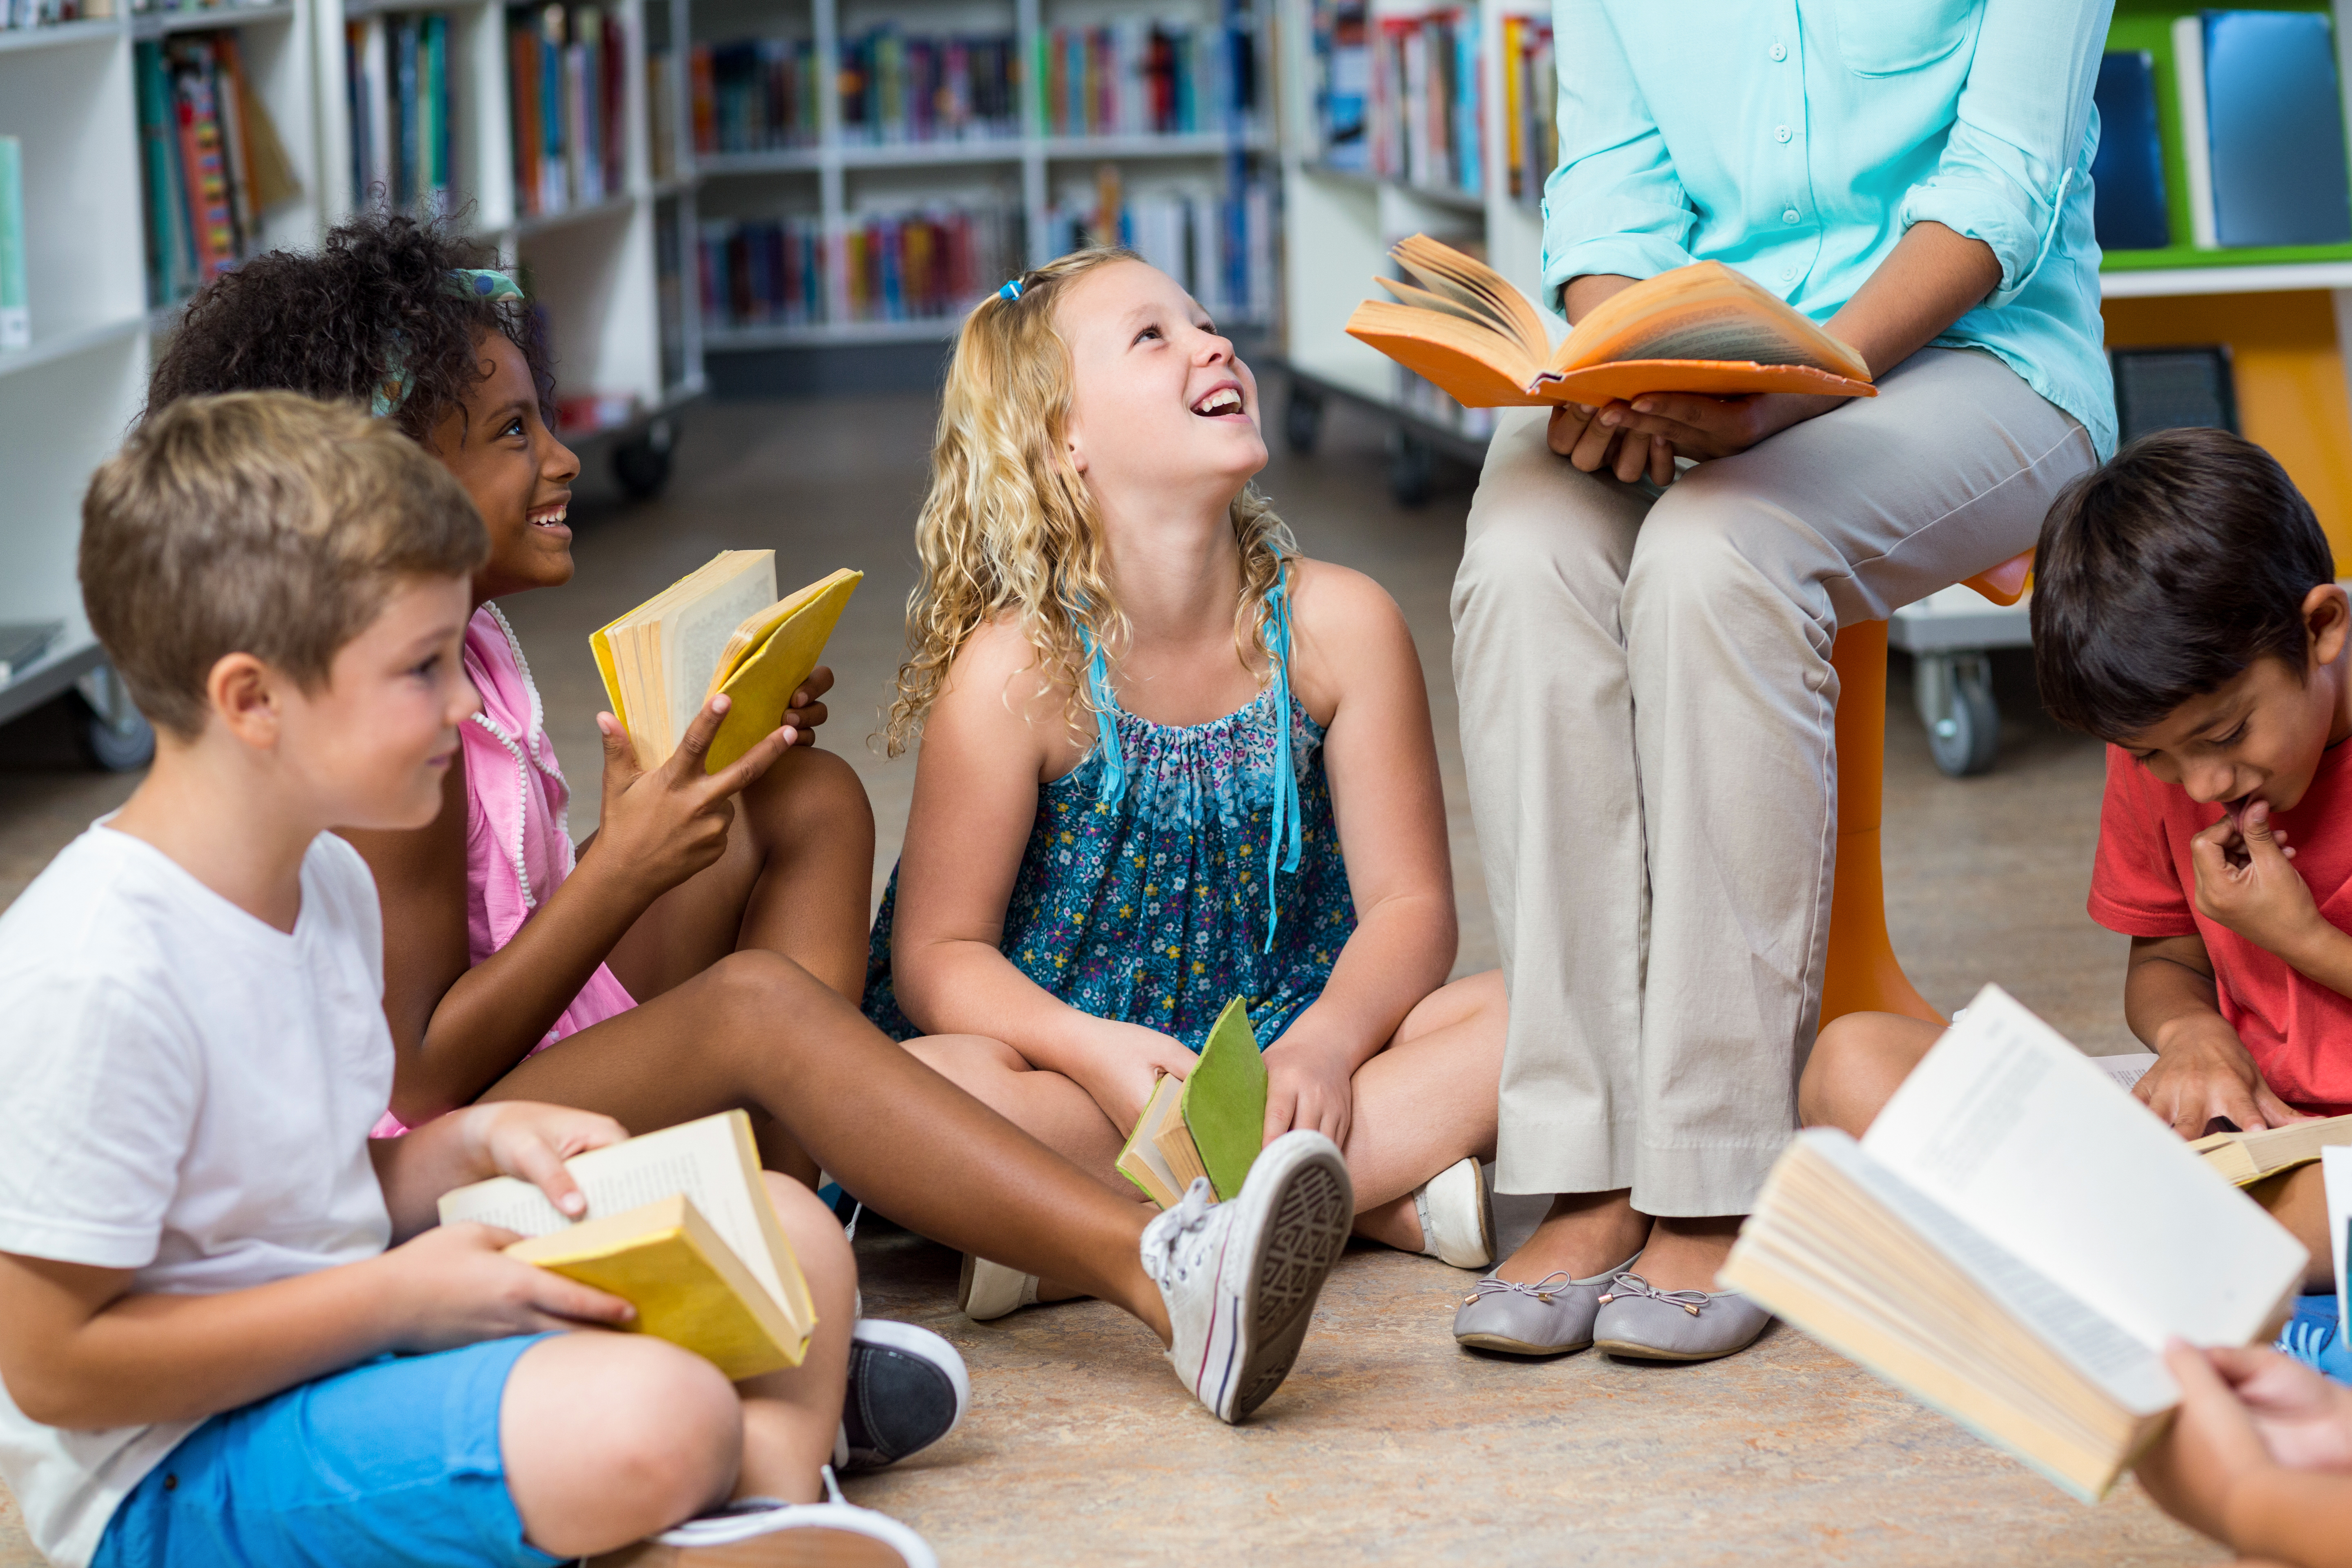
[1343,236,1878,408]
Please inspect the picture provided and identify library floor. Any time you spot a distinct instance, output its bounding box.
[0,384,2217,1565]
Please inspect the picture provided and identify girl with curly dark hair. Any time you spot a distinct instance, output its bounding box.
[140,213,1355,1467]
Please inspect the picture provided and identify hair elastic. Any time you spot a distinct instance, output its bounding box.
[998,277,1024,301]
[371,270,527,418]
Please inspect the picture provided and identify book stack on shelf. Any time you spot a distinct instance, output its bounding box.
[506,1,627,218]
[137,30,301,307]
[699,199,1022,331]
[1497,12,1550,207]
[839,27,1021,144]
[1044,163,1271,319]
[2,0,109,24]
[342,12,454,216]
[1363,8,1481,198]
[690,36,820,155]
[1035,18,1257,138]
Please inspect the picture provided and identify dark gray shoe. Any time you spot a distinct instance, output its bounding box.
[1451,1253,1641,1356]
[835,1320,970,1473]
[1590,1272,1772,1362]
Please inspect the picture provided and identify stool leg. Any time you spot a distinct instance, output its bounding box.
[1821,620,1942,1028]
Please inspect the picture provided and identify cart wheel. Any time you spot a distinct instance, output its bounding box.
[1284,385,1323,454]
[1387,430,1434,506]
[75,665,155,773]
[613,417,676,501]
[1915,651,2000,777]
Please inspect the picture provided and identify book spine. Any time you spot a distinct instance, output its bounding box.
[0,135,26,350]
[2173,13,2217,250]
[212,35,257,249]
[174,57,238,281]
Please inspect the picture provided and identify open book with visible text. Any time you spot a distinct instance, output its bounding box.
[1721,986,2307,1502]
[1343,236,1878,408]
[439,1111,815,1380]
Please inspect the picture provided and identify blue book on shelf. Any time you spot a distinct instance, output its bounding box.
[2201,9,2352,247]
[2092,49,2169,250]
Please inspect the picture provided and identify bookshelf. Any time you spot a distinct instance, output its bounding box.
[688,0,1275,354]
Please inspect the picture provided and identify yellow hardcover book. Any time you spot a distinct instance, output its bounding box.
[439,1110,815,1376]
[507,1193,802,1381]
[589,555,860,773]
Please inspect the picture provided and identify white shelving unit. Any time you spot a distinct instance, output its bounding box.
[0,0,323,750]
[0,0,699,751]
[690,0,1272,353]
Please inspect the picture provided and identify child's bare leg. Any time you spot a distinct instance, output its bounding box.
[483,951,1172,1343]
[501,1334,743,1556]
[905,1035,1130,1194]
[2250,1163,2337,1294]
[1798,1011,1945,1136]
[606,746,876,1004]
[733,1172,858,1501]
[1344,969,1504,1250]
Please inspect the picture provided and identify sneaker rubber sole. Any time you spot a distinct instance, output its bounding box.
[1227,1146,1353,1419]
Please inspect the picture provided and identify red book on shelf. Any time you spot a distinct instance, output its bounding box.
[174,57,239,281]
[689,44,716,155]
[510,17,541,216]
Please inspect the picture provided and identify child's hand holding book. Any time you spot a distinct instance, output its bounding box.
[2135,1341,2352,1566]
[587,691,801,903]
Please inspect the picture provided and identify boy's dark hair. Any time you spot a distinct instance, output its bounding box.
[82,392,488,738]
[2032,427,2336,741]
[145,210,555,447]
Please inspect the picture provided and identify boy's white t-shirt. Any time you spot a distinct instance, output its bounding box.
[0,824,395,1568]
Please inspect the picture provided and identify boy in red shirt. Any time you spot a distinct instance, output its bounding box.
[1801,426,2341,1293]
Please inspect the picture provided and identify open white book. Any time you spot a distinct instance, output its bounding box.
[1722,985,2307,1501]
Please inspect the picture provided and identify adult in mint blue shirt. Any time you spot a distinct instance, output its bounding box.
[1448,0,2116,1364]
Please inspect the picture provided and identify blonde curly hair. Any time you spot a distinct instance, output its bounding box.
[883,246,1296,757]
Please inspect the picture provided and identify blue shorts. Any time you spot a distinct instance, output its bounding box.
[93,1334,564,1568]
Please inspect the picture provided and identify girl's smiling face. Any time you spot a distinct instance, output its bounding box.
[1058,259,1266,509]
[424,330,581,602]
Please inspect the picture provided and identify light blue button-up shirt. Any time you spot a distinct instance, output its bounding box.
[1544,0,2117,457]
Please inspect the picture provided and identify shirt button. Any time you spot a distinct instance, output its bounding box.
[1768,41,1787,61]
[1780,265,1797,281]
[1775,125,1793,143]
[1782,207,1801,223]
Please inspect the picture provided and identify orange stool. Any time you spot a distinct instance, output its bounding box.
[1818,550,2033,1028]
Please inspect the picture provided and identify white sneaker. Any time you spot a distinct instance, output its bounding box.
[1412,1157,1496,1269]
[1140,1129,1352,1423]
[601,1468,936,1567]
[956,1253,1039,1322]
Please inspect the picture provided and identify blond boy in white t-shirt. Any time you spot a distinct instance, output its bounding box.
[0,394,933,1568]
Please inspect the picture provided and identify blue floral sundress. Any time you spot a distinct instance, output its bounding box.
[863,586,1356,1053]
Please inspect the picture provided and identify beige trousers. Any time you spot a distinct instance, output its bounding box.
[1451,347,2098,1215]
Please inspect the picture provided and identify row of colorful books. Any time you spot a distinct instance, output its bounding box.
[1362,9,1481,196]
[2,0,105,24]
[1036,21,1257,139]
[1499,13,1554,205]
[697,202,1022,329]
[507,2,626,218]
[136,31,299,307]
[840,28,1021,145]
[344,12,454,214]
[689,37,819,155]
[1040,176,1274,321]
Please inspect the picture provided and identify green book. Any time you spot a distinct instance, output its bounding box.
[1115,996,1270,1206]
[0,136,25,351]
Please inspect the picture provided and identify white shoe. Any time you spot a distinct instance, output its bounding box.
[957,1253,1039,1322]
[1140,1129,1353,1423]
[604,1467,936,1566]
[1412,1157,1496,1269]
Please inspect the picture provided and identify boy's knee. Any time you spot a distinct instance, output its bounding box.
[517,1336,740,1519]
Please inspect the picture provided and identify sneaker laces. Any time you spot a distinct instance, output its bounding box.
[1462,1270,1574,1306]
[1596,1272,1712,1317]
[820,1465,845,1506]
[1141,1177,1218,1287]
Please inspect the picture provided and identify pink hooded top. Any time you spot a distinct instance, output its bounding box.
[373,604,636,1135]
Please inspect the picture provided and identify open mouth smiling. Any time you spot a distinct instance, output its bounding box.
[1190,385,1245,417]
[528,503,570,531]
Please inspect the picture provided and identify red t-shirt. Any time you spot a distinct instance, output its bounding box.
[2089,738,2352,1114]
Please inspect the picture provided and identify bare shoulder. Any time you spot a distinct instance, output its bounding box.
[925,612,1080,775]
[1285,557,1420,718]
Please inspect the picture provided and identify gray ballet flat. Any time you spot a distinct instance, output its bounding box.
[1590,1272,1772,1362]
[1451,1253,1642,1356]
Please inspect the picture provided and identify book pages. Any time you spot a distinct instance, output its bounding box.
[658,554,777,748]
[1865,986,2306,1353]
[439,1111,788,1311]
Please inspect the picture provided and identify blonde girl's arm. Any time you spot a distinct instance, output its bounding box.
[1261,561,1457,1145]
[889,619,1198,1121]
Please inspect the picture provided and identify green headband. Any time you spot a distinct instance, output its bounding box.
[371,270,526,418]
